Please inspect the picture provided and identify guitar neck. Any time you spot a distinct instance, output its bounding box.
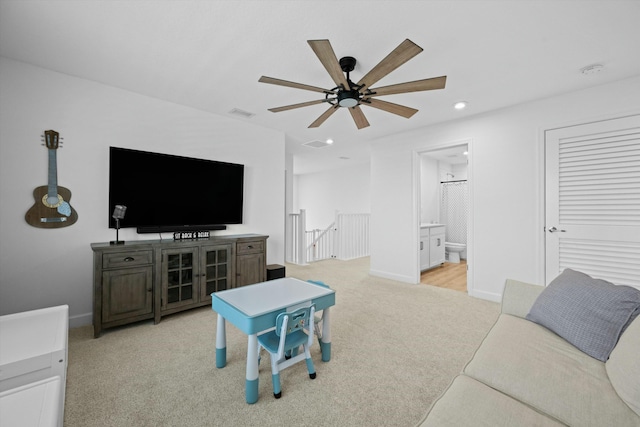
[47,142,58,198]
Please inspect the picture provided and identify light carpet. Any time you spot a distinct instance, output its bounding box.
[64,257,499,426]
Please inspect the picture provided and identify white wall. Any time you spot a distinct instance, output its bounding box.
[420,156,439,224]
[294,162,370,230]
[452,163,468,181]
[0,57,286,326]
[370,75,640,301]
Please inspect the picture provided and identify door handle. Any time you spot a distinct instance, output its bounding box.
[548,226,566,233]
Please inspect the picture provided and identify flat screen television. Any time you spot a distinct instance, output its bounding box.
[109,147,244,233]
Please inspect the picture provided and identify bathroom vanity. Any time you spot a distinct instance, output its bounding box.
[420,224,446,271]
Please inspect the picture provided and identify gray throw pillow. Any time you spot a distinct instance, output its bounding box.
[526,269,640,361]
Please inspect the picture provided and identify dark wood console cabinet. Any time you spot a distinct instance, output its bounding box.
[92,234,267,337]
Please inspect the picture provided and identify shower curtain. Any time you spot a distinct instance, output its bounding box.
[441,181,468,244]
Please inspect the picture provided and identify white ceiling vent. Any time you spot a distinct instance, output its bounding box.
[303,140,331,149]
[228,108,255,118]
[580,64,604,75]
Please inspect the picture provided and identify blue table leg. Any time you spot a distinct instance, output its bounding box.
[216,314,227,368]
[246,333,259,404]
[320,307,332,362]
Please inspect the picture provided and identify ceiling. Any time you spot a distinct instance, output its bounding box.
[1,1,639,175]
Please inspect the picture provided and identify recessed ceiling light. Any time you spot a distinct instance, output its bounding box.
[454,101,467,110]
[326,139,334,145]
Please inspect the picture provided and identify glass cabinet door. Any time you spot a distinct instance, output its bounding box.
[162,248,197,308]
[200,244,232,302]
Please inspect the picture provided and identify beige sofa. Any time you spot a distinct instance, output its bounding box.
[419,279,640,426]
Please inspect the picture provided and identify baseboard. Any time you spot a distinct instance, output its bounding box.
[69,312,92,328]
[369,269,415,284]
[468,288,502,303]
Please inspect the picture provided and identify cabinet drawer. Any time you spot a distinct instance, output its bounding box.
[431,229,445,238]
[236,240,264,254]
[103,250,153,269]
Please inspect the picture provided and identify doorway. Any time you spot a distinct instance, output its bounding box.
[418,142,471,293]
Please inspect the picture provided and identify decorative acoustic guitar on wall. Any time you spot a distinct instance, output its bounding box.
[25,130,78,228]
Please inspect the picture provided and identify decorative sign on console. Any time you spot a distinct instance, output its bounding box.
[173,231,210,240]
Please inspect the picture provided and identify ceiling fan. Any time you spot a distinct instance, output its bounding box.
[259,39,447,130]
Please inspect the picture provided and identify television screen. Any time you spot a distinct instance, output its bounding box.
[109,147,244,232]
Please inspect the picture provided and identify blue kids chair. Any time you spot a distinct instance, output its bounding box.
[257,305,317,399]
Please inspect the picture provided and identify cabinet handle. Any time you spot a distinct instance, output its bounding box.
[437,238,441,246]
[247,245,253,249]
[147,288,152,293]
[420,241,423,250]
[123,257,135,262]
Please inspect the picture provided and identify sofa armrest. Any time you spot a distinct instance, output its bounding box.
[501,279,545,318]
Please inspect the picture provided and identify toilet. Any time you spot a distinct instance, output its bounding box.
[445,242,466,263]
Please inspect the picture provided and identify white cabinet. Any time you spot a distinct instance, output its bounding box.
[0,305,68,427]
[0,377,62,427]
[420,225,445,271]
[429,226,445,266]
[420,237,430,270]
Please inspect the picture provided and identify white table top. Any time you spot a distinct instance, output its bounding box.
[214,277,333,317]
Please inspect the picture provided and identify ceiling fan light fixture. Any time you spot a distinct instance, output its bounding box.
[337,90,360,108]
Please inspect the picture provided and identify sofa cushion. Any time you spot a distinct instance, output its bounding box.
[526,268,640,361]
[419,375,565,427]
[464,314,640,427]
[607,315,640,416]
[500,279,545,319]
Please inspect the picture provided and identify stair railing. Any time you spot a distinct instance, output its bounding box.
[286,210,370,265]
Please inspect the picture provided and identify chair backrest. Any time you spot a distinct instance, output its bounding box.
[273,305,316,360]
[275,306,314,337]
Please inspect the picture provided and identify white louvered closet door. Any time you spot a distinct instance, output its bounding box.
[545,114,640,288]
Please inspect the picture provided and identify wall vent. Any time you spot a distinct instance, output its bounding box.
[228,108,255,118]
[303,140,331,149]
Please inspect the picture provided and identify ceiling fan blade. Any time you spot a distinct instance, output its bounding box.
[348,106,370,129]
[356,39,423,93]
[268,99,330,113]
[363,98,418,118]
[308,40,350,90]
[309,105,339,128]
[259,76,336,94]
[368,76,447,97]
